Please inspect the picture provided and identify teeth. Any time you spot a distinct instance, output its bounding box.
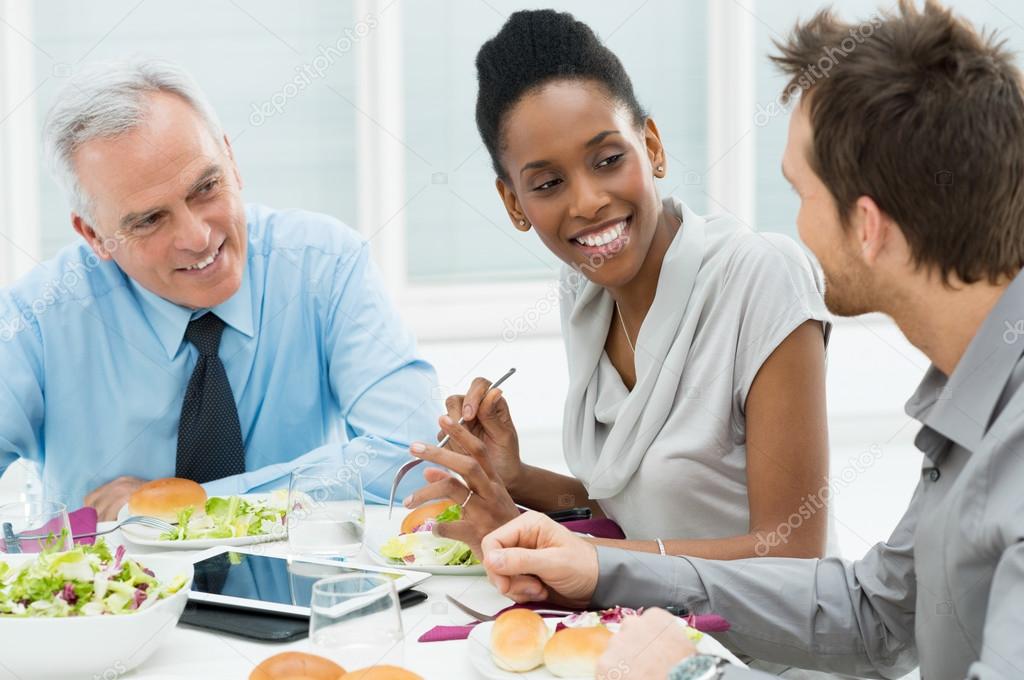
[186,248,219,271]
[575,221,626,247]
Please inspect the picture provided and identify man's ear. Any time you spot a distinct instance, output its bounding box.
[643,117,667,178]
[851,195,890,267]
[71,213,115,261]
[496,177,531,232]
[223,134,243,191]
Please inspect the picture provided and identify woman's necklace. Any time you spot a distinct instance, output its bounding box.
[615,302,635,354]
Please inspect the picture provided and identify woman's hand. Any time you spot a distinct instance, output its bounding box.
[441,378,523,489]
[404,415,521,555]
[596,609,697,679]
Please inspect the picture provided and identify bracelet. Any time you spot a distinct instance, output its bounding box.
[656,538,667,555]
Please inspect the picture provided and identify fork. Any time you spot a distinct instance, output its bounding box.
[387,367,517,518]
[17,515,176,541]
[445,594,573,622]
[2,522,21,554]
[446,594,693,623]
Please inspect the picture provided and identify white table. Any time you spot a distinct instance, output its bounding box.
[109,505,510,679]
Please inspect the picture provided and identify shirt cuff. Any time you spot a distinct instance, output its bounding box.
[201,475,245,498]
[592,545,706,610]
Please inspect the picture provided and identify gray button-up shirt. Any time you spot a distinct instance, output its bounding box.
[593,274,1024,680]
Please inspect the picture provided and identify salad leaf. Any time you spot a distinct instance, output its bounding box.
[380,502,478,567]
[562,606,706,642]
[685,627,705,643]
[0,539,187,618]
[434,503,462,524]
[204,496,231,520]
[379,533,480,567]
[159,494,286,541]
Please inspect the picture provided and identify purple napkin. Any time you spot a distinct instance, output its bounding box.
[2,507,98,553]
[69,507,98,546]
[418,602,730,642]
[561,517,626,540]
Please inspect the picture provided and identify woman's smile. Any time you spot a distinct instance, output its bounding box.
[568,215,632,258]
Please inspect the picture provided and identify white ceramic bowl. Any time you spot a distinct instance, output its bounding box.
[0,553,193,679]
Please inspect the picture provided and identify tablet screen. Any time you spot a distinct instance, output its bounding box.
[191,551,403,612]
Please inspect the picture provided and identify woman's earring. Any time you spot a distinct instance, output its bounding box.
[656,165,664,174]
[518,219,526,226]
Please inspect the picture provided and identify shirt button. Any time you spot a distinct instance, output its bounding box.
[924,467,941,482]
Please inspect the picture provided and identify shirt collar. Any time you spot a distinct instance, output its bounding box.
[905,270,1024,453]
[130,263,254,360]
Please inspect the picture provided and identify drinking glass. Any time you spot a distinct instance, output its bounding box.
[288,463,365,556]
[309,573,404,669]
[0,500,72,553]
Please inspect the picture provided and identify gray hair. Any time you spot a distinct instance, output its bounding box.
[42,57,224,225]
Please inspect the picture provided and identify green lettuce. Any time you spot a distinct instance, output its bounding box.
[0,539,187,618]
[159,494,286,541]
[379,532,480,567]
[434,503,462,524]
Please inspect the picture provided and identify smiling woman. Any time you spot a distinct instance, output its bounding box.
[404,10,833,575]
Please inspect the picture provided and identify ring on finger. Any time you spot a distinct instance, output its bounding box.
[461,489,475,509]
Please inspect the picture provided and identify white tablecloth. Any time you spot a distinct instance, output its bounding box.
[102,505,510,679]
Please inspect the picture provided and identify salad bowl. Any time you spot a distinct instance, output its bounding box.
[0,546,193,678]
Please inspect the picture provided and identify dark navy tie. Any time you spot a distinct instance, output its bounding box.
[175,313,246,483]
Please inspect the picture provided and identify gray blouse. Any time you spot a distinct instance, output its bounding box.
[560,197,830,540]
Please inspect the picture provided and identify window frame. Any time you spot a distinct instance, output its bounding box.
[0,0,42,287]
[4,0,893,341]
[359,0,765,341]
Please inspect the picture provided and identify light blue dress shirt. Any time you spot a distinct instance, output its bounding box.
[0,204,439,508]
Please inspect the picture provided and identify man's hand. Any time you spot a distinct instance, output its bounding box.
[84,476,148,521]
[480,510,598,608]
[596,609,697,679]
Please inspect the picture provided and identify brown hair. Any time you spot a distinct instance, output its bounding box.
[771,0,1024,284]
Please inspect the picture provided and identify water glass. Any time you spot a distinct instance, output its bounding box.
[0,501,72,553]
[309,573,404,669]
[288,463,365,556]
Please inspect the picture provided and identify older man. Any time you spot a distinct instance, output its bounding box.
[0,58,437,518]
[475,2,1024,680]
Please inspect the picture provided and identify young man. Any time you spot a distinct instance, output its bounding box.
[478,2,1024,679]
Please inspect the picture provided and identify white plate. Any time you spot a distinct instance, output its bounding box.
[467,617,745,679]
[116,493,287,549]
[362,515,486,576]
[363,541,486,575]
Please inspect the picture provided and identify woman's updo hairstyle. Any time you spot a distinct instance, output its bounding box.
[475,9,647,179]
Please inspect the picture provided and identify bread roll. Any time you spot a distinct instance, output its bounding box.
[340,665,423,679]
[128,477,207,521]
[249,651,345,680]
[400,499,455,534]
[490,608,549,672]
[543,626,613,678]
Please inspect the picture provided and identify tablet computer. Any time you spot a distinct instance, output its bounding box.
[188,546,430,617]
